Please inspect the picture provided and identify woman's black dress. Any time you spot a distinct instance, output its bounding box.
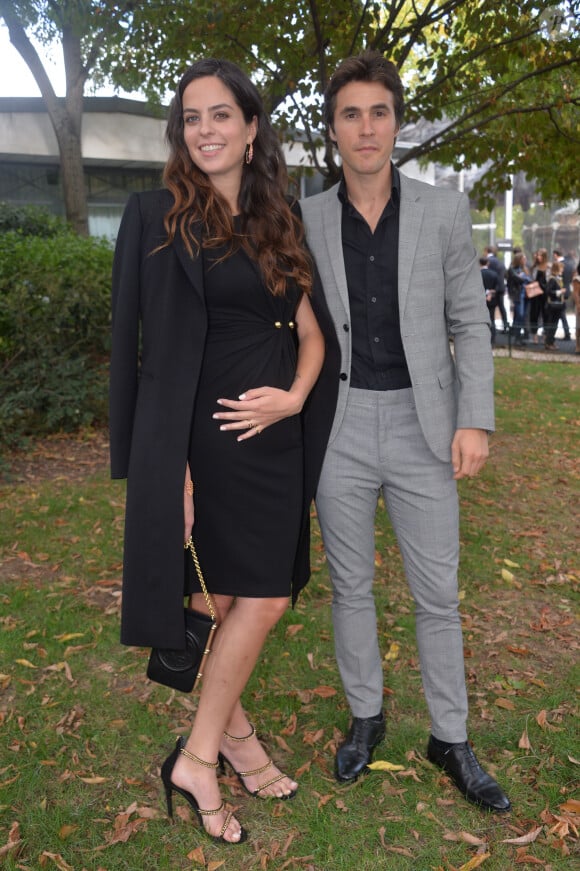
[188,241,303,598]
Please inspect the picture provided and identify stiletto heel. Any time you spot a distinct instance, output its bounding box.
[164,782,174,818]
[160,738,248,844]
[220,725,298,800]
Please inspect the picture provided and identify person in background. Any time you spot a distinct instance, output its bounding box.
[509,251,532,346]
[552,249,571,341]
[480,256,499,344]
[506,246,523,330]
[300,50,510,814]
[484,245,509,332]
[529,248,549,344]
[544,258,567,350]
[572,262,580,355]
[109,57,338,844]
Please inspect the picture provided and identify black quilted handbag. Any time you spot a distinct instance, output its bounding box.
[147,537,217,692]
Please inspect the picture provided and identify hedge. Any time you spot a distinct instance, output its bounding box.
[0,204,113,450]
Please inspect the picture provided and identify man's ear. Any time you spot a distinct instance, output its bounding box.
[328,125,337,144]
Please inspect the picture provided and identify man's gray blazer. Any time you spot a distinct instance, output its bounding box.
[300,174,495,463]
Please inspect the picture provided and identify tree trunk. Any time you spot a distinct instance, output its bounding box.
[0,4,89,235]
[52,114,88,236]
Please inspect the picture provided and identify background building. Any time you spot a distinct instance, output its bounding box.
[0,96,432,239]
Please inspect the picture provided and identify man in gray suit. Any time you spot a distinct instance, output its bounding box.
[300,51,510,813]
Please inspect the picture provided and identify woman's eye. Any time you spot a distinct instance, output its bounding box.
[184,115,198,124]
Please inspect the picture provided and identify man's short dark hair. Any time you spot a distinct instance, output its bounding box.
[324,50,405,131]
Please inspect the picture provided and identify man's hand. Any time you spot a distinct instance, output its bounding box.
[451,428,489,480]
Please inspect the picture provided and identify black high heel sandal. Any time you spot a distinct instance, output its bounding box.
[218,725,298,801]
[161,737,248,844]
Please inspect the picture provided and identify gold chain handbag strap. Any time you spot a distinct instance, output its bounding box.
[184,536,217,623]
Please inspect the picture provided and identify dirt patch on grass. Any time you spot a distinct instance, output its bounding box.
[1,428,110,485]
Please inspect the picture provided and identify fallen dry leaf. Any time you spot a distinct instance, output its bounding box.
[0,821,22,860]
[187,845,205,863]
[444,831,488,846]
[105,818,147,845]
[506,645,530,656]
[458,854,490,870]
[514,846,545,864]
[502,568,515,582]
[518,727,532,750]
[385,845,414,857]
[15,659,37,669]
[273,735,293,753]
[316,794,333,808]
[281,712,297,736]
[495,697,516,710]
[559,798,580,813]
[303,728,324,745]
[310,686,337,698]
[39,853,74,871]
[502,825,542,845]
[367,759,405,772]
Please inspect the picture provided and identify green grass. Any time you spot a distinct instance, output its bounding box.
[1,357,578,870]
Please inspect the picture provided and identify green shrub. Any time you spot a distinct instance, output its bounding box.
[0,229,113,449]
[0,200,67,237]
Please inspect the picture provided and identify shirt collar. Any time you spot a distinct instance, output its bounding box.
[338,164,401,208]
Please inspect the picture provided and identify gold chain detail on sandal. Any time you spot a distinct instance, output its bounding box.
[179,746,219,769]
[197,800,226,816]
[254,773,287,794]
[223,724,256,742]
[237,759,273,778]
[218,811,234,838]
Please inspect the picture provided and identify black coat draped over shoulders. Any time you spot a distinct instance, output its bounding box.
[109,189,339,649]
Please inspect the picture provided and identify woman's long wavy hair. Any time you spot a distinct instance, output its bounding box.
[162,58,312,297]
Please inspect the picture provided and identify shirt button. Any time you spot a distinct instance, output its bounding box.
[369,255,375,262]
[343,323,349,332]
[339,372,348,381]
[371,296,377,303]
[374,337,380,343]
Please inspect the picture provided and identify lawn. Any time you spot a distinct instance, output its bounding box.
[0,357,578,871]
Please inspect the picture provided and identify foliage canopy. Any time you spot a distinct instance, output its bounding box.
[110,0,580,206]
[1,1,578,214]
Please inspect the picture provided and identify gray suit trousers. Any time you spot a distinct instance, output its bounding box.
[315,387,469,743]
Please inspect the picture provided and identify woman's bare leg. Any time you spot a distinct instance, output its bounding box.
[221,701,298,798]
[169,595,290,838]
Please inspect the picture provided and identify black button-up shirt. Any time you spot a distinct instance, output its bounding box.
[339,167,411,390]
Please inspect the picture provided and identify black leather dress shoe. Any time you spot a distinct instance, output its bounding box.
[335,713,385,782]
[427,736,511,813]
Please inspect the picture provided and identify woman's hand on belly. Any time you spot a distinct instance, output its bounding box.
[213,386,302,442]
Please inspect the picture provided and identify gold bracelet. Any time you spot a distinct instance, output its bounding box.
[184,480,194,496]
